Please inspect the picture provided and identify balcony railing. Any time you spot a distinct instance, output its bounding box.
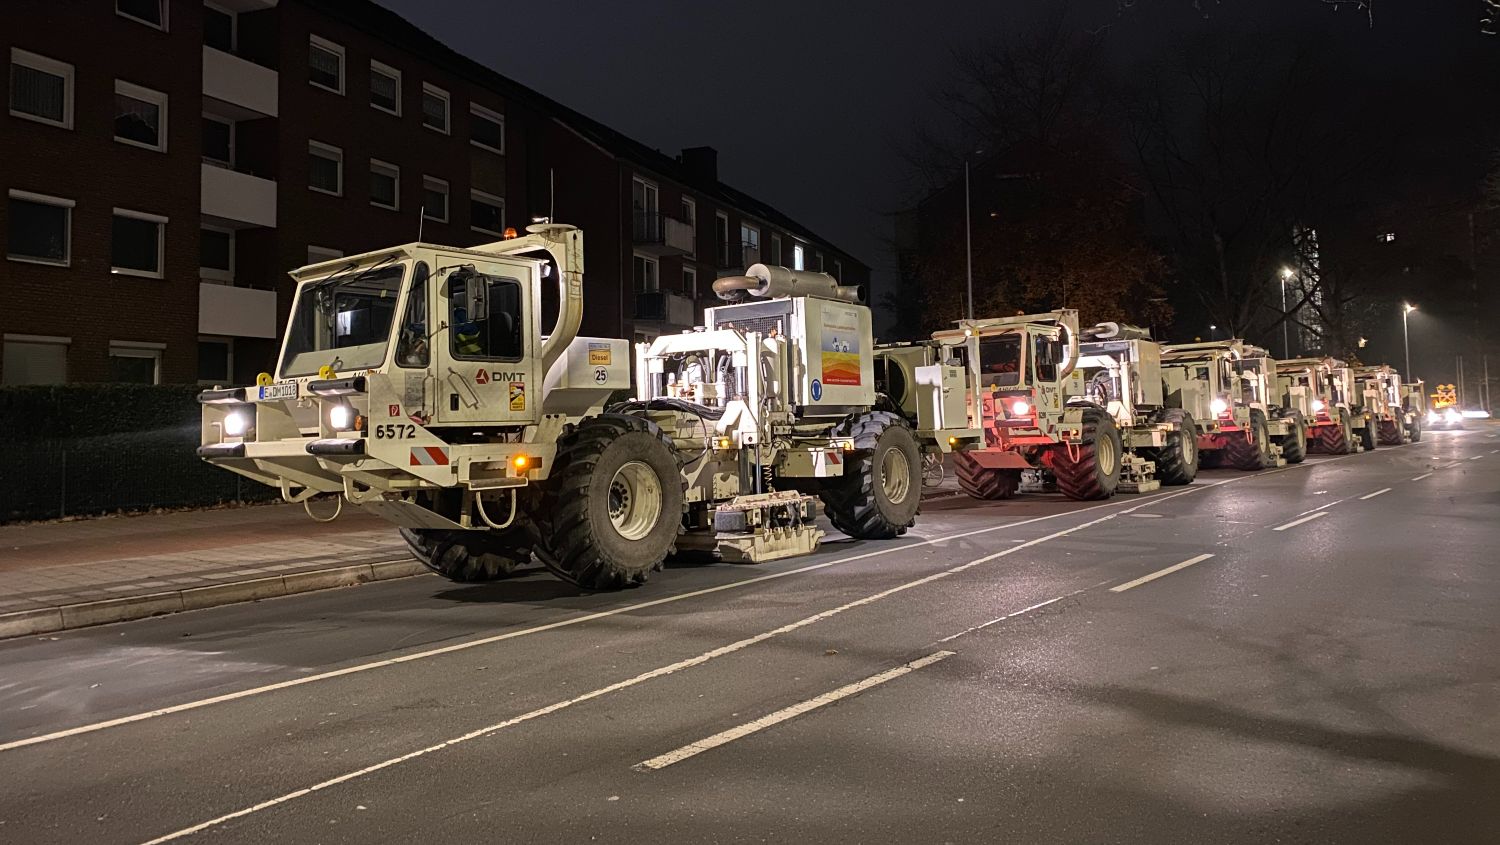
[715,241,763,271]
[201,163,277,228]
[203,46,278,118]
[199,282,277,339]
[633,212,695,256]
[634,290,696,326]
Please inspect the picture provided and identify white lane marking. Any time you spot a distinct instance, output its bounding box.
[1411,473,1433,481]
[1273,511,1329,532]
[1471,455,1485,461]
[634,651,955,772]
[936,586,1098,643]
[1110,554,1216,593]
[1492,448,1500,454]
[1359,488,1392,500]
[9,449,1358,757]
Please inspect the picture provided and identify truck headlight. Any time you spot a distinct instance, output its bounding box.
[329,403,353,431]
[1010,399,1031,416]
[1427,410,1440,423]
[223,410,249,437]
[1445,409,1462,423]
[1210,398,1229,416]
[1311,399,1325,412]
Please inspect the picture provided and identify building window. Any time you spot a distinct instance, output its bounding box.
[740,223,761,266]
[198,337,233,383]
[307,245,343,265]
[200,227,234,283]
[111,209,166,279]
[203,4,235,52]
[633,254,659,293]
[370,60,400,115]
[715,212,729,266]
[9,49,73,129]
[1379,231,1397,243]
[2,335,69,385]
[683,266,697,298]
[309,36,344,94]
[770,233,782,266]
[470,103,504,153]
[423,176,449,222]
[6,190,72,266]
[792,244,805,271]
[308,141,342,196]
[117,0,166,30]
[815,252,824,272]
[109,342,163,384]
[421,84,449,133]
[680,197,697,257]
[370,159,400,210]
[202,114,233,167]
[114,80,167,152]
[471,190,504,235]
[833,259,842,281]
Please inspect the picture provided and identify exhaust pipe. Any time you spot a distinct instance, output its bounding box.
[713,264,864,304]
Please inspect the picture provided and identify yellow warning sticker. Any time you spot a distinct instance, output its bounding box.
[509,381,526,411]
[588,342,612,366]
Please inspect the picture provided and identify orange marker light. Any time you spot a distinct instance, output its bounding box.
[512,454,530,470]
[503,227,518,240]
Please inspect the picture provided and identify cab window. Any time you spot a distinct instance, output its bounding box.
[395,262,430,368]
[449,269,524,360]
[1033,335,1062,382]
[977,335,1022,386]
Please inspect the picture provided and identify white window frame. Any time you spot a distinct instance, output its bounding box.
[116,0,168,31]
[370,59,401,116]
[740,222,761,264]
[469,103,504,154]
[199,225,235,283]
[683,266,698,298]
[421,83,450,134]
[109,340,165,385]
[2,333,70,386]
[792,243,805,271]
[113,80,168,152]
[423,175,449,223]
[9,49,74,130]
[5,189,74,267]
[369,158,400,211]
[770,233,782,266]
[632,252,660,294]
[308,35,345,95]
[197,336,235,385]
[307,245,344,265]
[470,189,505,236]
[110,207,167,280]
[308,140,343,197]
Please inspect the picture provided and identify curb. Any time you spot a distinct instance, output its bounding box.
[0,556,427,640]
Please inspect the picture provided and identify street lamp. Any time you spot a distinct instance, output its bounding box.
[1402,302,1416,378]
[964,158,973,321]
[1280,267,1295,359]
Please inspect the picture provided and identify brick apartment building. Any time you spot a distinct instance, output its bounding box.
[1,0,868,386]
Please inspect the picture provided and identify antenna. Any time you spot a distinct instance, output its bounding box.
[416,205,424,243]
[549,167,555,223]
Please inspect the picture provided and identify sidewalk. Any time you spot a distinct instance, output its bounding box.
[0,503,417,638]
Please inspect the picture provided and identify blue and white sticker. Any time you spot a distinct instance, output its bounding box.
[810,379,823,401]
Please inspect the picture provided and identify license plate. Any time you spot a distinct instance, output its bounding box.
[258,381,299,401]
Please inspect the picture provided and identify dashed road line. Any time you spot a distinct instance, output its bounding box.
[1360,488,1392,500]
[1274,512,1329,532]
[1412,473,1433,481]
[634,651,955,771]
[1471,455,1485,461]
[1110,554,1216,593]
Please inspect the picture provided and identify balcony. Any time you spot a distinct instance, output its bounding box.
[632,212,695,257]
[203,46,278,119]
[201,163,276,228]
[715,241,763,272]
[635,291,695,327]
[199,283,277,338]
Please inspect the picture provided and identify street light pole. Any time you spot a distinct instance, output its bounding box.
[964,158,973,322]
[1280,267,1294,359]
[1402,302,1415,378]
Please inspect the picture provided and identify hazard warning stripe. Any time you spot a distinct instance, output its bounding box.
[410,446,450,466]
[828,451,841,464]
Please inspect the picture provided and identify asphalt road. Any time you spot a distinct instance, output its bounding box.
[2,425,1498,844]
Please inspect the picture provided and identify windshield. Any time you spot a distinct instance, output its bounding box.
[280,263,407,377]
[977,335,1023,386]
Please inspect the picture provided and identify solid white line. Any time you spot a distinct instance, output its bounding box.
[11,449,1355,758]
[634,651,955,771]
[936,585,1098,643]
[1110,554,1216,593]
[1359,487,1392,500]
[1273,511,1328,532]
[1411,473,1433,481]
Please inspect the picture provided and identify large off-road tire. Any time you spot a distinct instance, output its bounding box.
[1146,408,1198,486]
[1049,407,1122,500]
[531,414,683,590]
[1378,418,1405,446]
[400,526,530,582]
[1407,415,1423,443]
[952,450,1021,500]
[1224,409,1273,471]
[1356,411,1378,452]
[1278,409,1308,464]
[822,411,922,539]
[1314,415,1354,455]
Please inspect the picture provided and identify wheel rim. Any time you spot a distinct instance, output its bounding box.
[607,461,663,541]
[1096,430,1118,475]
[881,446,912,505]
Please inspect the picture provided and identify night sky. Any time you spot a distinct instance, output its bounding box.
[372,0,1492,353]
